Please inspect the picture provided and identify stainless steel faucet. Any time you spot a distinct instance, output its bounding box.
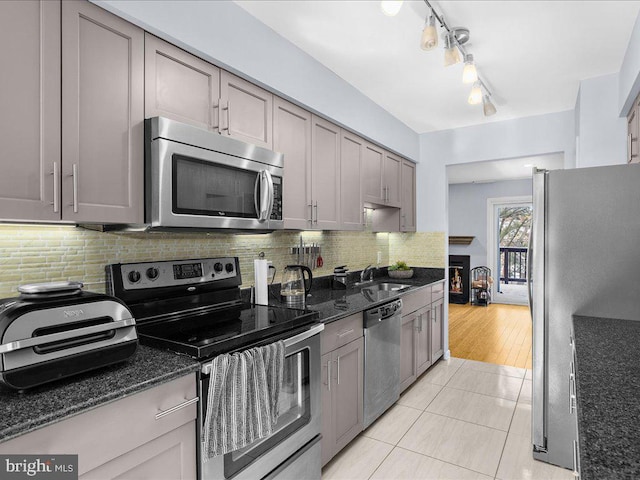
[360,265,376,283]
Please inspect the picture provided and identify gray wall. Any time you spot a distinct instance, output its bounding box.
[448,179,532,271]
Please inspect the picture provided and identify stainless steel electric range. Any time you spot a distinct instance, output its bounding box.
[106,257,323,480]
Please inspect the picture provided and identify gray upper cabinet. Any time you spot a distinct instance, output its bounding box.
[62,0,144,224]
[274,98,313,229]
[340,131,364,230]
[145,33,220,130]
[0,0,61,221]
[401,159,417,232]
[220,71,273,149]
[362,142,385,204]
[311,115,341,230]
[384,151,402,208]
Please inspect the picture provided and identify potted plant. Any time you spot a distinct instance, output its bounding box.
[388,261,414,279]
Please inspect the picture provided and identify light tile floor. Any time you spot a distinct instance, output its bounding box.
[322,357,574,480]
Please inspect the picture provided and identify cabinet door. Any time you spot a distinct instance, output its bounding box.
[0,0,60,221]
[362,142,384,204]
[274,98,312,229]
[333,337,364,454]
[401,160,416,232]
[400,311,418,392]
[431,298,444,363]
[415,308,432,377]
[220,71,273,148]
[80,422,197,480]
[320,351,333,466]
[311,115,340,230]
[145,33,220,130]
[629,102,639,164]
[62,0,144,224]
[340,130,364,230]
[384,151,402,207]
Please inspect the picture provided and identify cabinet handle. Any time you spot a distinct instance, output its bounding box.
[308,204,313,224]
[220,100,230,133]
[336,357,340,385]
[382,186,386,203]
[155,396,199,420]
[628,132,632,163]
[226,100,231,135]
[386,186,390,203]
[401,213,406,229]
[313,201,318,224]
[212,101,220,131]
[51,162,60,213]
[71,163,79,213]
[417,314,422,332]
[337,329,354,338]
[326,360,331,391]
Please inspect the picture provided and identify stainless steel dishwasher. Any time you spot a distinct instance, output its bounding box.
[363,298,402,428]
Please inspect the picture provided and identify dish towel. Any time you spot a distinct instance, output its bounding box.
[202,340,285,459]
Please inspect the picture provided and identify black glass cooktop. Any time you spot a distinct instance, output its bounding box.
[136,302,318,360]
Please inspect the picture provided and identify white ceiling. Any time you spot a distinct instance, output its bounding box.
[235,0,640,134]
[446,153,564,184]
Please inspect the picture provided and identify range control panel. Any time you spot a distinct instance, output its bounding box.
[119,257,238,290]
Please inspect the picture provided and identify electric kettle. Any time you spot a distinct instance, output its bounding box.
[280,265,313,307]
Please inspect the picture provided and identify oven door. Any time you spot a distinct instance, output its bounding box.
[200,324,322,480]
[148,126,283,231]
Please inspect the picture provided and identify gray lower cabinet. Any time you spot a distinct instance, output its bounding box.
[321,314,364,466]
[400,282,446,393]
[62,0,144,224]
[0,0,61,222]
[0,374,198,479]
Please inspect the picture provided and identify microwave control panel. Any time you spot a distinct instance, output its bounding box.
[119,257,238,290]
[271,176,282,220]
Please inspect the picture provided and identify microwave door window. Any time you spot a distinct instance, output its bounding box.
[173,155,258,218]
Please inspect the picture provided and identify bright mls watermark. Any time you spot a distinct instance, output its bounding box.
[0,455,77,480]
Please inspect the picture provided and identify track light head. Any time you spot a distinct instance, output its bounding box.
[380,0,403,16]
[443,33,461,67]
[483,94,497,116]
[462,54,478,84]
[420,13,438,50]
[468,81,483,105]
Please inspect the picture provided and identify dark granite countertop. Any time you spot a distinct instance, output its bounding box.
[0,345,199,443]
[572,315,640,480]
[266,267,445,324]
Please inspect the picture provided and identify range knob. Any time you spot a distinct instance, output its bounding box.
[214,262,224,273]
[146,267,159,280]
[128,270,141,283]
[225,263,234,273]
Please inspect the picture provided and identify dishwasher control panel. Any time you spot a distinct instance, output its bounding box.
[364,299,403,327]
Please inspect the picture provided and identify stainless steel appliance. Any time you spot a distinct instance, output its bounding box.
[363,298,402,428]
[529,165,640,469]
[0,281,137,390]
[280,265,313,307]
[146,117,284,231]
[106,257,322,480]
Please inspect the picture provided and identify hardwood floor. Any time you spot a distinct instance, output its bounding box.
[448,302,532,369]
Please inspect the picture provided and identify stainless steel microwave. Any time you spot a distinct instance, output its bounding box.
[145,117,283,231]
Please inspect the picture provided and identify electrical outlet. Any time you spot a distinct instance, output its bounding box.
[377,251,382,264]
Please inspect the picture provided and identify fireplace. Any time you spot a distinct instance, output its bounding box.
[449,255,470,304]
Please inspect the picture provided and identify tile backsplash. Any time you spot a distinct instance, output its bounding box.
[0,225,445,298]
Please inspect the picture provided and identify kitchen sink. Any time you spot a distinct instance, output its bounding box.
[362,282,411,293]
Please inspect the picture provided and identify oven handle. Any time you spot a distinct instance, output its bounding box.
[254,170,274,223]
[201,323,324,375]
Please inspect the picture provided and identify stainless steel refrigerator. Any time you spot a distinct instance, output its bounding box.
[529,164,640,469]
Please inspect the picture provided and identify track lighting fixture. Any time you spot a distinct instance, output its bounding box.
[380,0,499,116]
[462,54,478,84]
[483,94,497,116]
[420,12,438,51]
[380,0,403,17]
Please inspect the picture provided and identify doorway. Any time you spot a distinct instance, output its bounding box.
[486,197,532,305]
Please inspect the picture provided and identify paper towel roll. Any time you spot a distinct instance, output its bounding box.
[254,259,269,306]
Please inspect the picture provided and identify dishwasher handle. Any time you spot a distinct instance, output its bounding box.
[364,299,403,328]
